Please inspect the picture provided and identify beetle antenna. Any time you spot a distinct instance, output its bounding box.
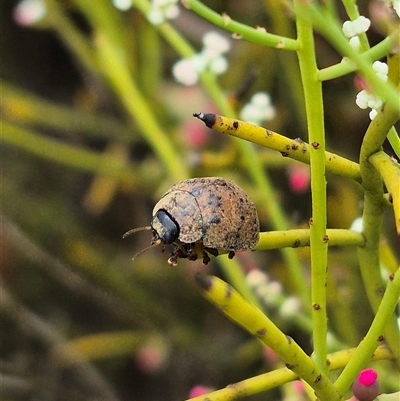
[131,239,162,261]
[122,226,151,239]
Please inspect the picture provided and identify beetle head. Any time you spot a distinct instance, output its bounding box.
[150,209,180,245]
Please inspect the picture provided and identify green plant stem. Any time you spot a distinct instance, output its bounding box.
[318,35,395,81]
[334,269,400,394]
[255,229,365,250]
[96,36,188,181]
[263,0,307,133]
[369,151,400,233]
[298,4,400,111]
[194,113,361,182]
[387,126,400,159]
[184,0,299,51]
[357,96,400,364]
[2,82,132,141]
[340,0,370,52]
[294,0,329,374]
[1,121,136,183]
[186,346,393,401]
[195,274,343,401]
[70,0,188,182]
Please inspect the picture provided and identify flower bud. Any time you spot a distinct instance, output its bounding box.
[352,368,380,401]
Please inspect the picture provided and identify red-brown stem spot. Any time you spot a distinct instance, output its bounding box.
[323,235,329,243]
[313,303,321,310]
[256,328,267,338]
[311,141,320,149]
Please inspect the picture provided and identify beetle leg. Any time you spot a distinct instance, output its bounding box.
[204,247,219,257]
[202,251,211,265]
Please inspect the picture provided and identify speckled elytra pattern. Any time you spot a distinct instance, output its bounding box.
[152,177,259,251]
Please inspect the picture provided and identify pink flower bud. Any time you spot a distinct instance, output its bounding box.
[352,369,380,401]
[189,385,214,397]
[287,164,310,194]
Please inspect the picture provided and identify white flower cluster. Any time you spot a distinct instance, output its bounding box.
[147,0,180,25]
[112,0,132,11]
[239,92,275,125]
[355,61,389,119]
[342,16,371,38]
[246,269,301,317]
[13,0,46,26]
[172,32,231,86]
[342,16,371,50]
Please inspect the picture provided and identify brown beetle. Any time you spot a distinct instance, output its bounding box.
[124,177,259,265]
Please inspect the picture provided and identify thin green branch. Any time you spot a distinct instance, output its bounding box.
[335,268,400,394]
[183,0,299,51]
[1,121,136,183]
[2,82,132,141]
[318,34,396,81]
[369,151,400,233]
[297,4,400,111]
[193,113,361,182]
[70,0,188,181]
[387,127,400,159]
[186,346,393,401]
[358,92,400,365]
[195,274,343,400]
[294,0,329,374]
[255,229,365,250]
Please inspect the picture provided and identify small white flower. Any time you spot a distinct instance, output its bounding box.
[202,32,231,54]
[209,56,228,74]
[367,97,383,110]
[172,31,231,86]
[252,92,271,108]
[240,104,265,125]
[342,20,356,38]
[239,92,276,125]
[280,297,301,318]
[246,269,269,287]
[13,0,46,26]
[350,217,363,232]
[369,109,378,120]
[172,59,199,86]
[147,8,164,25]
[355,60,388,119]
[342,16,371,38]
[372,61,389,82]
[355,90,369,109]
[355,90,383,110]
[164,3,179,19]
[268,281,283,296]
[349,36,361,50]
[147,0,179,25]
[112,0,132,11]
